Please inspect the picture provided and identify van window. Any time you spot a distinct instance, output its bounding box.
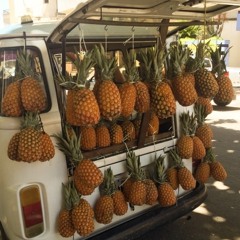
[0,48,50,117]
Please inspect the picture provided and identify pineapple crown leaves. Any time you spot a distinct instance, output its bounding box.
[70,181,82,207]
[179,111,197,136]
[93,44,117,80]
[168,42,191,76]
[168,149,184,169]
[210,44,232,77]
[194,103,208,125]
[62,181,73,211]
[137,48,153,82]
[56,50,95,90]
[53,125,83,166]
[203,147,216,163]
[154,154,168,184]
[21,112,42,131]
[100,168,116,196]
[72,49,95,87]
[194,41,211,69]
[122,50,140,82]
[126,150,145,181]
[16,49,39,79]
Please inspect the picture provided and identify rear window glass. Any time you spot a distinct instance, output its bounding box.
[0,48,50,117]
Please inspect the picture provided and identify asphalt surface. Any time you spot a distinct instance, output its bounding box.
[138,93,240,240]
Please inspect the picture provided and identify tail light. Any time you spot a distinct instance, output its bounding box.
[19,184,45,238]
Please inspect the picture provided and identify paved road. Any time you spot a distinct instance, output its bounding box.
[138,95,240,240]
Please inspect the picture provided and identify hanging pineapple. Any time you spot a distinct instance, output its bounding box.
[54,125,103,195]
[194,41,219,98]
[93,44,122,121]
[154,155,176,207]
[109,122,124,145]
[119,50,137,118]
[196,96,213,115]
[169,42,198,106]
[206,148,227,181]
[169,149,196,190]
[139,46,176,119]
[147,111,160,136]
[121,120,136,141]
[194,102,213,149]
[57,182,75,238]
[176,112,195,159]
[80,125,97,151]
[124,150,147,206]
[94,168,115,224]
[210,44,234,106]
[57,50,100,126]
[71,183,95,237]
[194,154,211,184]
[7,112,54,162]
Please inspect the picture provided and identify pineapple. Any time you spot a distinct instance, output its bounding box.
[93,44,122,121]
[210,44,234,106]
[196,97,213,115]
[112,190,128,216]
[119,50,138,118]
[2,81,23,117]
[194,160,210,184]
[109,123,124,145]
[121,120,136,141]
[169,42,198,106]
[194,103,213,149]
[57,182,75,238]
[134,80,150,113]
[54,126,103,192]
[166,166,179,190]
[94,169,115,224]
[154,155,176,207]
[144,178,158,205]
[57,50,100,126]
[74,177,95,196]
[7,132,20,161]
[17,50,47,112]
[192,135,206,161]
[132,114,142,139]
[71,184,94,237]
[194,42,219,98]
[126,151,147,206]
[95,122,111,148]
[147,111,160,136]
[176,112,194,159]
[39,132,55,161]
[80,125,96,151]
[17,112,42,162]
[206,148,227,181]
[122,177,134,202]
[139,47,176,119]
[169,149,196,190]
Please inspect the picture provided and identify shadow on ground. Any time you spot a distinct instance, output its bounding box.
[137,123,240,240]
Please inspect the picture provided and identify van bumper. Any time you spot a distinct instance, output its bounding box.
[88,182,207,240]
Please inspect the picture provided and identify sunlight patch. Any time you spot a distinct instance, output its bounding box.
[193,204,211,216]
[227,149,235,153]
[213,216,226,223]
[213,181,229,190]
[233,140,239,143]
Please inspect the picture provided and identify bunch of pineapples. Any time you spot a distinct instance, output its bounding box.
[210,44,234,106]
[2,49,47,117]
[169,149,196,190]
[195,148,227,183]
[8,112,55,162]
[57,180,95,237]
[94,168,128,224]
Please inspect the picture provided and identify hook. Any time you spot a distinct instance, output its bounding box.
[104,25,108,31]
[131,26,135,32]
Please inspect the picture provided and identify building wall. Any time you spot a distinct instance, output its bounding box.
[221,20,240,67]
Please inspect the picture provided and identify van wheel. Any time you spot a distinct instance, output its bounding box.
[0,222,8,240]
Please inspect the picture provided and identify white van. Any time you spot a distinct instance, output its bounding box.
[0,1,239,239]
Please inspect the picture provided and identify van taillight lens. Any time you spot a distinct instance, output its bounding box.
[19,185,45,238]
